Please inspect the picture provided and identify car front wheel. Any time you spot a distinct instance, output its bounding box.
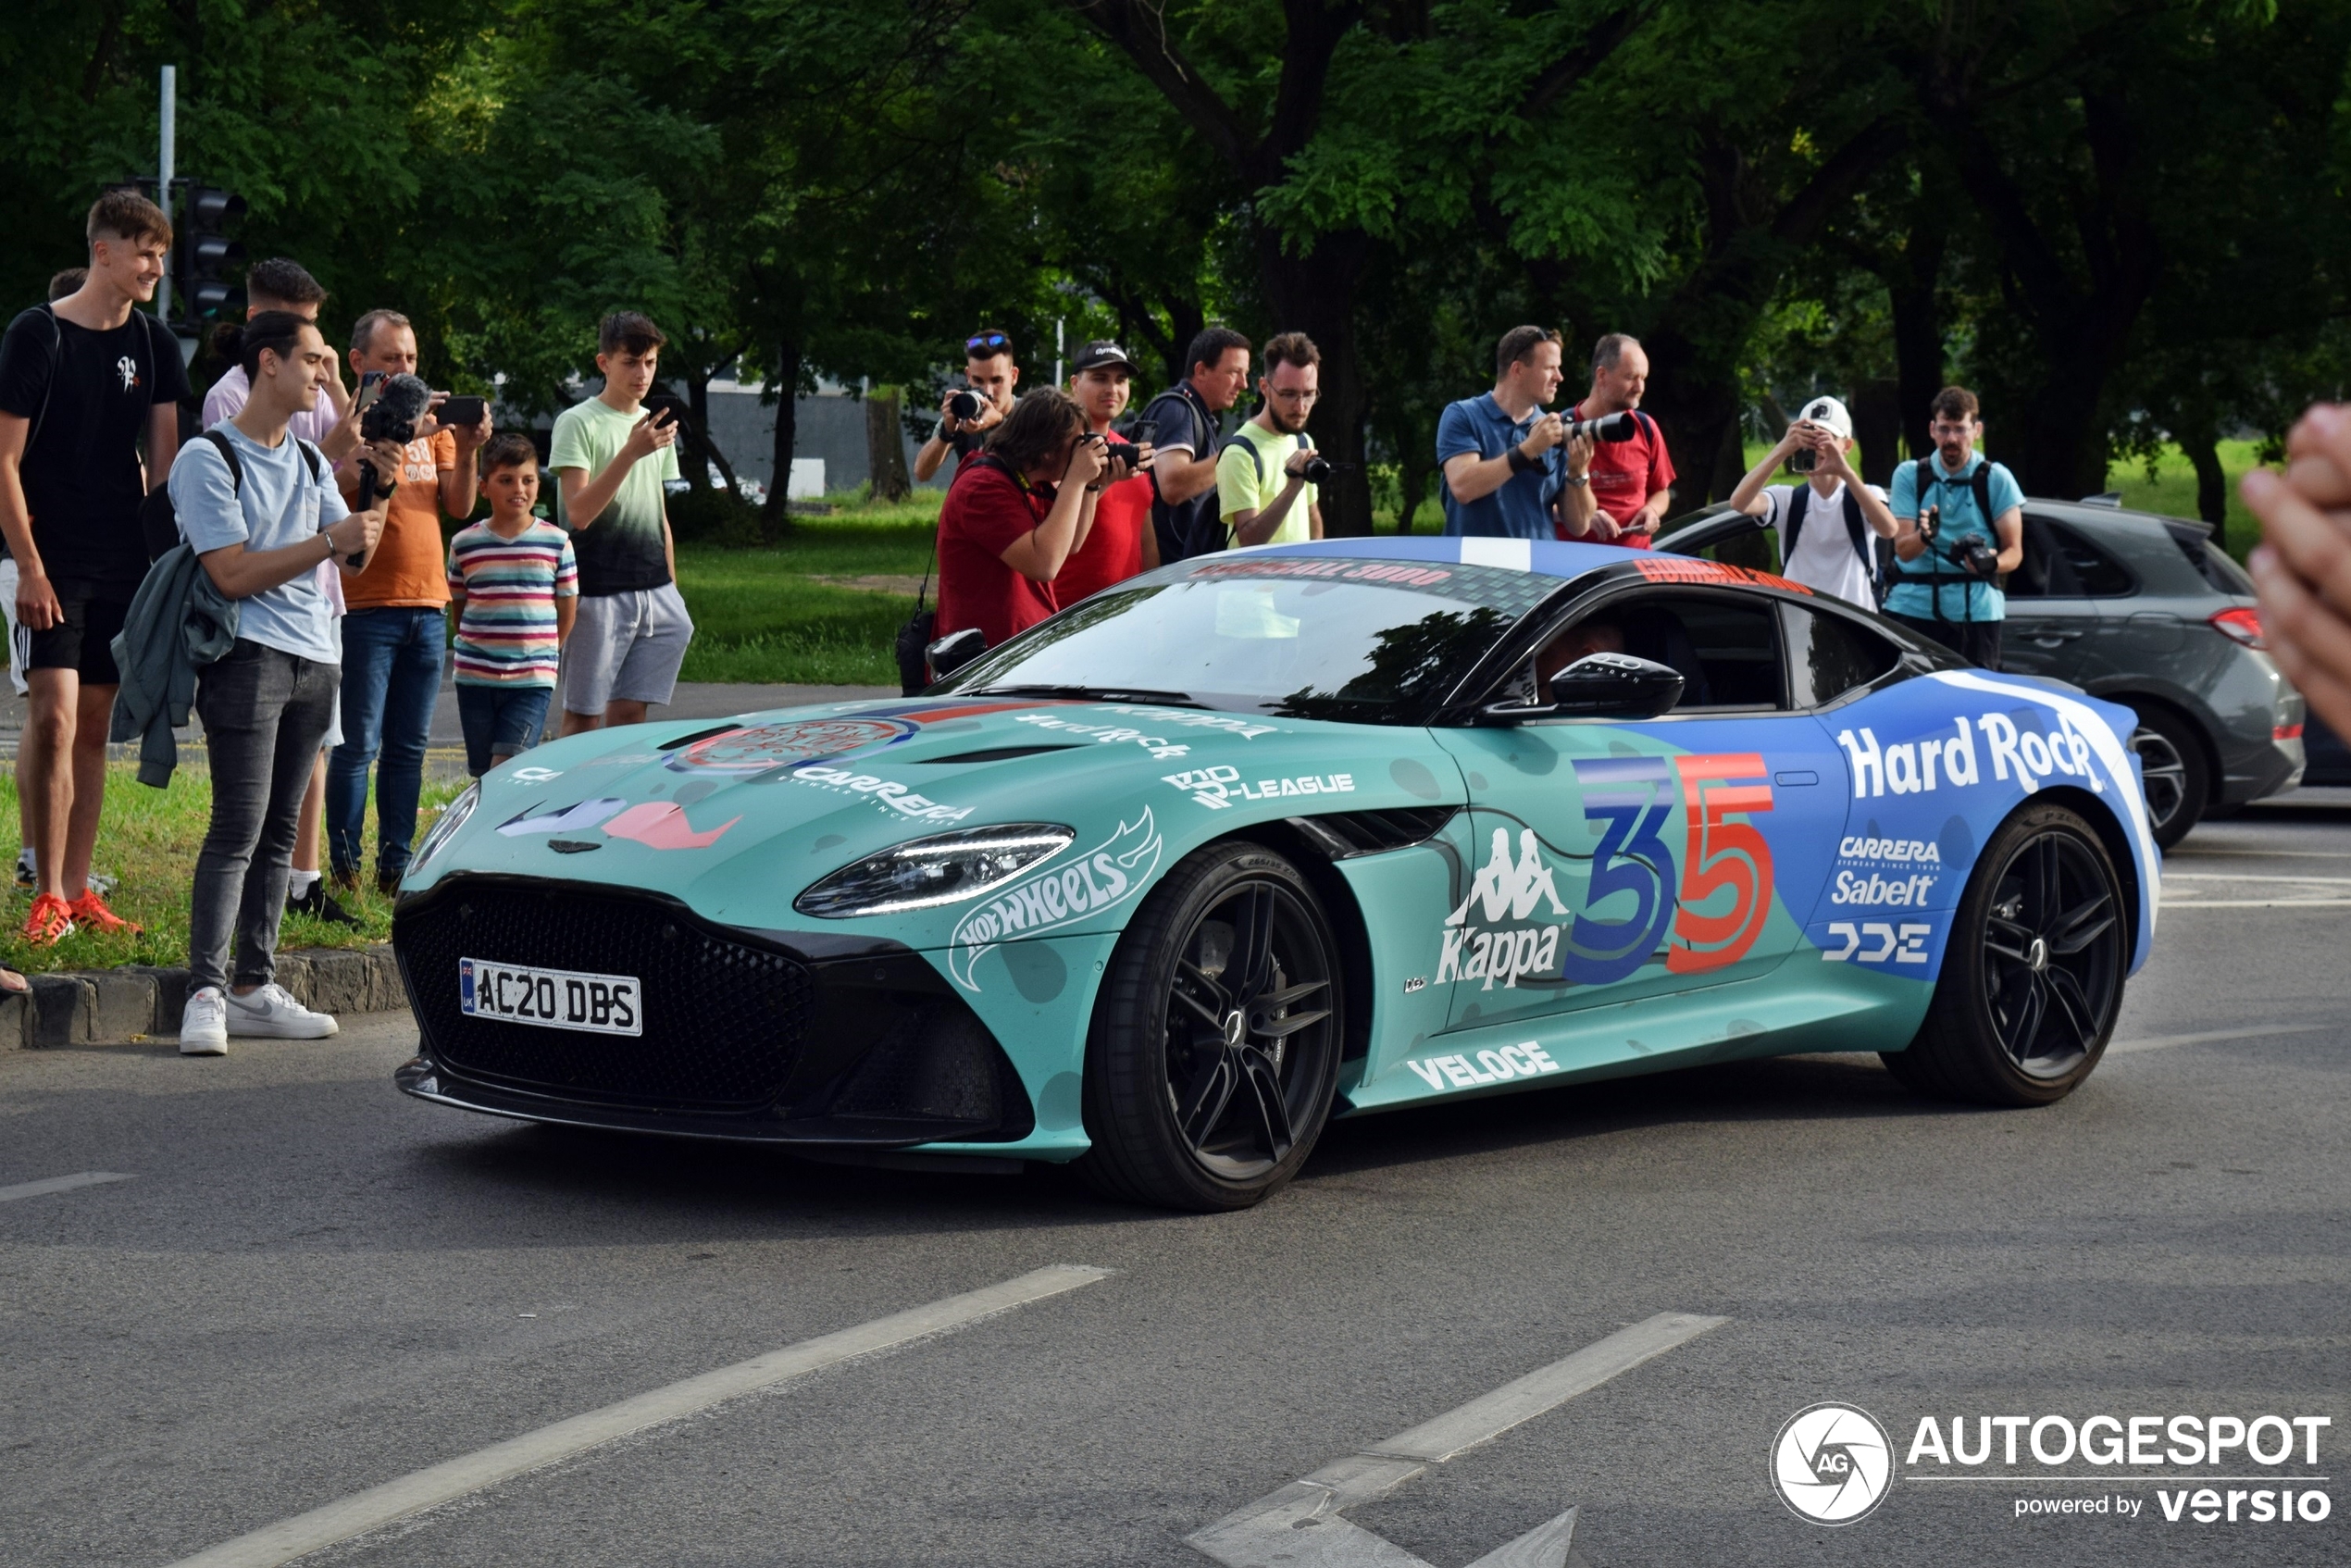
[1881,803,2127,1106]
[1075,842,1344,1211]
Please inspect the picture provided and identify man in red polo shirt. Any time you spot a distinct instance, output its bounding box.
[1561,332,1674,547]
[934,390,1105,653]
[1055,340,1157,603]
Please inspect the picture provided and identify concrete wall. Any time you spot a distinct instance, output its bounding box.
[701,386,948,497]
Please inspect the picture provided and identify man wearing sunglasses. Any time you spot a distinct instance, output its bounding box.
[914,329,1021,483]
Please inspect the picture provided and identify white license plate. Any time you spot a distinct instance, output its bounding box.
[460,957,641,1036]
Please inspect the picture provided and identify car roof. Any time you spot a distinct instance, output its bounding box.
[2024,497,2214,540]
[1233,534,1663,581]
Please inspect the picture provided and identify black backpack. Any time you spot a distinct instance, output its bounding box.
[140,428,325,560]
[1140,383,1223,561]
[1784,482,1875,598]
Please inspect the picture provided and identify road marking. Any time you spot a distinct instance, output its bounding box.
[0,1171,133,1203]
[164,1263,1111,1568]
[2107,1023,2333,1055]
[2158,872,2351,908]
[1188,1311,1726,1568]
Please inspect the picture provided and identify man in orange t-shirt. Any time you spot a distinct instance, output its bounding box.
[1054,340,1158,603]
[328,308,487,891]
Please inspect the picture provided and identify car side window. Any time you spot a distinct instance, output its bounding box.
[1619,592,1785,712]
[1780,602,1901,708]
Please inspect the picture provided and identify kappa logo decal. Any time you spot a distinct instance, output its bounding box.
[949,810,1162,991]
[1438,828,1569,990]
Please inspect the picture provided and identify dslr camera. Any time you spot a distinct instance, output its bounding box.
[1300,454,1346,485]
[1919,504,2000,577]
[946,387,994,423]
[1083,432,1151,476]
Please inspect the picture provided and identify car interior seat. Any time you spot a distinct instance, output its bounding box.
[1620,604,1712,709]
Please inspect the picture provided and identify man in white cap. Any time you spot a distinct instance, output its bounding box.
[1724,394,1898,608]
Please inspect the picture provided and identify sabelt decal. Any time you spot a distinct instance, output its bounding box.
[1162,765,1357,810]
[788,765,974,823]
[949,809,1163,991]
[1830,869,1938,907]
[1403,1041,1563,1091]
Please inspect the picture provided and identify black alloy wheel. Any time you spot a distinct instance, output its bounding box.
[2128,705,2208,850]
[1882,803,2127,1106]
[1076,842,1344,1210]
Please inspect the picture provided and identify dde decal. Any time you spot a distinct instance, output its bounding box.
[1161,765,1357,810]
[788,765,974,823]
[949,809,1163,991]
[1822,920,1932,964]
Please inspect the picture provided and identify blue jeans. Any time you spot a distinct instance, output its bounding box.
[456,684,552,777]
[329,606,444,880]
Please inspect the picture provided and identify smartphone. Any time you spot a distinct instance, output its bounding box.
[642,393,690,429]
[438,394,487,428]
[352,371,386,417]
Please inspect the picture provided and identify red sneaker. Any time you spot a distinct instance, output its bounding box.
[22,892,76,946]
[68,890,141,936]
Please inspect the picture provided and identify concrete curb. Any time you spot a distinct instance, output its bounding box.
[0,944,404,1048]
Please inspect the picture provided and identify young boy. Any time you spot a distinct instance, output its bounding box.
[447,433,578,776]
[549,311,690,736]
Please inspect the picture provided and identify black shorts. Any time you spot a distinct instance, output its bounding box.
[20,587,131,686]
[1890,612,2001,671]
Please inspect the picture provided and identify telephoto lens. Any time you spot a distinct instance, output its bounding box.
[1565,409,1640,443]
[947,388,989,421]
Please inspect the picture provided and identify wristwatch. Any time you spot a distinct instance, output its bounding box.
[1561,471,1589,488]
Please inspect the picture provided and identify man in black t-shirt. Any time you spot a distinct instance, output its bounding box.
[1140,326,1251,562]
[0,190,190,943]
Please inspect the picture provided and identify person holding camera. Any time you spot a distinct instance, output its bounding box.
[1215,332,1328,549]
[552,311,692,740]
[1887,385,2023,668]
[913,329,1020,484]
[324,308,486,895]
[1141,327,1252,563]
[168,311,391,1052]
[1561,334,1673,545]
[1439,326,1580,541]
[1725,394,1897,608]
[1055,340,1158,601]
[933,389,1102,653]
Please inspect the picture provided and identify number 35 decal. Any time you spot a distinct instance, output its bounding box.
[1562,753,1775,985]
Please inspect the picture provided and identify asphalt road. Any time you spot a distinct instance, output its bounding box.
[4,795,2346,1567]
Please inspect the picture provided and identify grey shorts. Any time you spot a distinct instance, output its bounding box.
[560,582,694,716]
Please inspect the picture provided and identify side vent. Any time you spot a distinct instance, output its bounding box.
[659,721,746,751]
[915,745,1083,765]
[1287,806,1459,859]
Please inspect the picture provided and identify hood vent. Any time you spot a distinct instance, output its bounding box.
[915,745,1083,765]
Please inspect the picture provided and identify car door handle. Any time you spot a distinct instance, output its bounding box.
[2030,630,2085,646]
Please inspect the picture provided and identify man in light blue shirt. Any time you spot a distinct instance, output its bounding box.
[1886,385,2024,668]
[1437,326,1594,540]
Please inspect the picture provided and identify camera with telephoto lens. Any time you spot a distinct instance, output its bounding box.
[1301,454,1346,485]
[946,387,993,422]
[1564,408,1640,443]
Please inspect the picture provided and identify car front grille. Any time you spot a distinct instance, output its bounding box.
[395,880,815,1112]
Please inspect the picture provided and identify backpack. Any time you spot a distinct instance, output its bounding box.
[1902,455,2005,619]
[1201,426,1315,553]
[1784,482,1875,598]
[141,427,326,561]
[1141,383,1223,561]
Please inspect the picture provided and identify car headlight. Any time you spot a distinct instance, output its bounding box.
[411,781,480,874]
[795,824,1074,918]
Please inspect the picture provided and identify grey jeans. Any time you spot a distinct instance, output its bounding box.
[189,640,339,994]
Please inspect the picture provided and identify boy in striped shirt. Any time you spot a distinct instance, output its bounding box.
[445,433,578,776]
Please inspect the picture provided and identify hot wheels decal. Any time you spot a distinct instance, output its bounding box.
[949,809,1163,991]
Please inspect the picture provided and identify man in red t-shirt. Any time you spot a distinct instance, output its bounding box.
[1054,340,1159,603]
[934,389,1106,654]
[1561,332,1674,548]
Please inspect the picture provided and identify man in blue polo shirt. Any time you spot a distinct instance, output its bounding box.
[1886,384,2024,668]
[1437,326,1590,540]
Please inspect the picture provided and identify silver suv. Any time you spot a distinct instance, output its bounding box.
[1659,496,2304,848]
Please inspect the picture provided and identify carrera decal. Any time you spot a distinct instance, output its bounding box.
[1838,835,1942,865]
[1014,712,1191,760]
[949,810,1163,991]
[787,765,974,823]
[1632,556,1812,594]
[1403,1041,1563,1091]
[602,801,740,850]
[498,799,628,837]
[1161,765,1357,810]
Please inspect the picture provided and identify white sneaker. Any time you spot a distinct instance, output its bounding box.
[224,982,340,1039]
[180,987,230,1055]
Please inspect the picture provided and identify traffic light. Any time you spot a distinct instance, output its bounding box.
[175,184,246,325]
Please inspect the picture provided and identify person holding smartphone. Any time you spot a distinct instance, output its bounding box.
[325,308,489,895]
[551,311,693,737]
[1724,394,1897,608]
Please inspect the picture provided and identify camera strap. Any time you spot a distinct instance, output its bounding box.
[1910,456,1999,623]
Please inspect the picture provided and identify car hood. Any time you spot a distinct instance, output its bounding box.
[410,694,1459,949]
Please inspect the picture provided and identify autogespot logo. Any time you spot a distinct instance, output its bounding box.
[1773,1402,1895,1524]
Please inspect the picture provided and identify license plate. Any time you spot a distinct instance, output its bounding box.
[460,957,641,1036]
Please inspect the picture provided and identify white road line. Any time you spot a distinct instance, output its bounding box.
[164,1263,1111,1568]
[0,1171,133,1203]
[2157,900,2351,909]
[1189,1311,1726,1568]
[2107,1023,2334,1056]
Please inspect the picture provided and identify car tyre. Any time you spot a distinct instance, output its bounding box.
[1075,841,1344,1212]
[1880,803,2126,1107]
[2128,704,2208,850]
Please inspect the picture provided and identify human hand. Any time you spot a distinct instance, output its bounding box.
[1282,447,1317,481]
[454,405,492,451]
[1523,412,1565,455]
[16,566,60,631]
[2245,406,2351,733]
[1588,512,1623,541]
[1064,433,1107,490]
[622,409,678,463]
[326,504,386,562]
[1564,432,1594,478]
[362,439,404,492]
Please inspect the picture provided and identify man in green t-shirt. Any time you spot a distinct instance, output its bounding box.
[1213,332,1325,550]
[549,311,693,735]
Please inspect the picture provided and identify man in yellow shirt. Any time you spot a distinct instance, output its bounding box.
[1213,332,1325,549]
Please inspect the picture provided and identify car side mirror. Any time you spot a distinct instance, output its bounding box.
[926,627,988,680]
[1477,653,1685,724]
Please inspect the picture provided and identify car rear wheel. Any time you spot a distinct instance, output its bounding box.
[2128,704,2208,850]
[1880,803,2125,1106]
[1075,842,1344,1211]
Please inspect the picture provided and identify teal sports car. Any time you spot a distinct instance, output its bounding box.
[392,537,2160,1210]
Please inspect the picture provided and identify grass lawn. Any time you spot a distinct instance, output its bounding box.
[0,764,465,977]
[673,494,938,686]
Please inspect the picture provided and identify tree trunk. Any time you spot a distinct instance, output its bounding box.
[1887,209,1947,466]
[1395,447,1431,535]
[1260,227,1373,537]
[1854,378,1902,488]
[2181,427,2227,537]
[677,371,741,497]
[765,337,802,524]
[865,386,912,502]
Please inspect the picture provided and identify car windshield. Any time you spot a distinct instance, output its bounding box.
[942,556,1559,721]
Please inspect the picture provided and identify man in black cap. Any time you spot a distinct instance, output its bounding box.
[1056,340,1157,601]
